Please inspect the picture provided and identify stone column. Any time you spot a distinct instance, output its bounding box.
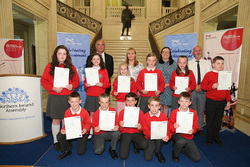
[146,0,161,21]
[90,0,105,22]
[0,0,14,38]
[236,0,250,117]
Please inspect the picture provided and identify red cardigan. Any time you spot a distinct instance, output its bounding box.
[136,68,165,97]
[41,63,80,95]
[84,68,110,97]
[169,70,196,97]
[119,108,144,134]
[168,108,199,139]
[201,71,230,102]
[111,77,137,102]
[92,107,119,135]
[61,107,91,134]
[142,112,172,140]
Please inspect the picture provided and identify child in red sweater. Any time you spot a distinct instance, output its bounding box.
[92,93,120,160]
[119,92,147,160]
[84,53,111,139]
[142,96,171,163]
[41,45,80,150]
[57,92,91,160]
[136,53,165,113]
[112,62,137,115]
[201,56,230,146]
[168,92,200,162]
[170,55,196,110]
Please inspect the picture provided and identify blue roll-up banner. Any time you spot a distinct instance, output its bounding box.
[57,32,90,107]
[165,33,197,62]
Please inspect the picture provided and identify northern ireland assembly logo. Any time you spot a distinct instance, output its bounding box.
[0,87,30,103]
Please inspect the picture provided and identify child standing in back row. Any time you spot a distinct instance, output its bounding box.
[84,53,111,139]
[136,53,165,113]
[201,56,230,146]
[41,45,80,151]
[169,55,196,110]
[112,62,137,115]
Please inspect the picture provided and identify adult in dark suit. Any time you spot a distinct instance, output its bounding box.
[86,39,114,94]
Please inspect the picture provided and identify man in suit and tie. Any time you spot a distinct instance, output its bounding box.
[87,39,114,94]
[189,46,212,137]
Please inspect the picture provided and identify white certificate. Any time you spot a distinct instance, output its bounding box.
[175,77,188,94]
[123,107,139,128]
[217,71,232,90]
[117,75,130,93]
[176,112,193,134]
[150,121,168,140]
[99,111,116,131]
[85,67,99,86]
[53,67,69,87]
[64,116,82,140]
[144,73,157,91]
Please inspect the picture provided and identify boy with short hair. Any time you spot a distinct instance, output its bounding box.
[168,92,200,162]
[136,53,165,113]
[57,92,91,160]
[201,56,230,146]
[92,93,120,160]
[142,96,171,163]
[119,92,148,160]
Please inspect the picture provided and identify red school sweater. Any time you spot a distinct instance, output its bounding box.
[41,63,80,95]
[142,112,172,140]
[92,107,119,135]
[84,68,111,97]
[169,70,196,97]
[168,108,199,140]
[61,107,91,134]
[111,77,137,102]
[119,108,144,134]
[136,68,165,97]
[201,71,230,102]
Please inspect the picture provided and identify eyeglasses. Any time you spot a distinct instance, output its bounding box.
[162,51,170,54]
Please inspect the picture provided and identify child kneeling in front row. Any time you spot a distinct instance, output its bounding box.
[57,92,91,160]
[142,96,171,163]
[168,92,200,162]
[92,93,120,160]
[119,92,148,160]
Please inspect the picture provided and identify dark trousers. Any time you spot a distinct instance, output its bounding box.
[171,96,179,111]
[93,131,120,155]
[172,134,200,162]
[57,132,88,155]
[144,139,163,161]
[139,97,150,114]
[119,133,148,160]
[205,98,226,140]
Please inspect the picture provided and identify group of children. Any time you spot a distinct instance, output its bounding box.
[41,45,230,163]
[57,91,199,163]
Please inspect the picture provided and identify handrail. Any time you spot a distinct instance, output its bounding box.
[149,2,195,34]
[148,27,161,59]
[57,0,101,33]
[122,0,132,6]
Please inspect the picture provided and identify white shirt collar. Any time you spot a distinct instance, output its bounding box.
[70,106,81,115]
[97,52,105,63]
[147,66,156,71]
[93,66,100,70]
[178,107,190,112]
[99,107,109,112]
[212,69,219,73]
[149,110,161,117]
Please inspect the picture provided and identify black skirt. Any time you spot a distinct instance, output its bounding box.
[84,96,99,112]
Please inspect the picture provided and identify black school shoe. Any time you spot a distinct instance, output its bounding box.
[214,138,224,146]
[109,146,118,160]
[206,138,213,146]
[155,152,166,163]
[172,150,179,162]
[54,142,62,151]
[58,150,72,160]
